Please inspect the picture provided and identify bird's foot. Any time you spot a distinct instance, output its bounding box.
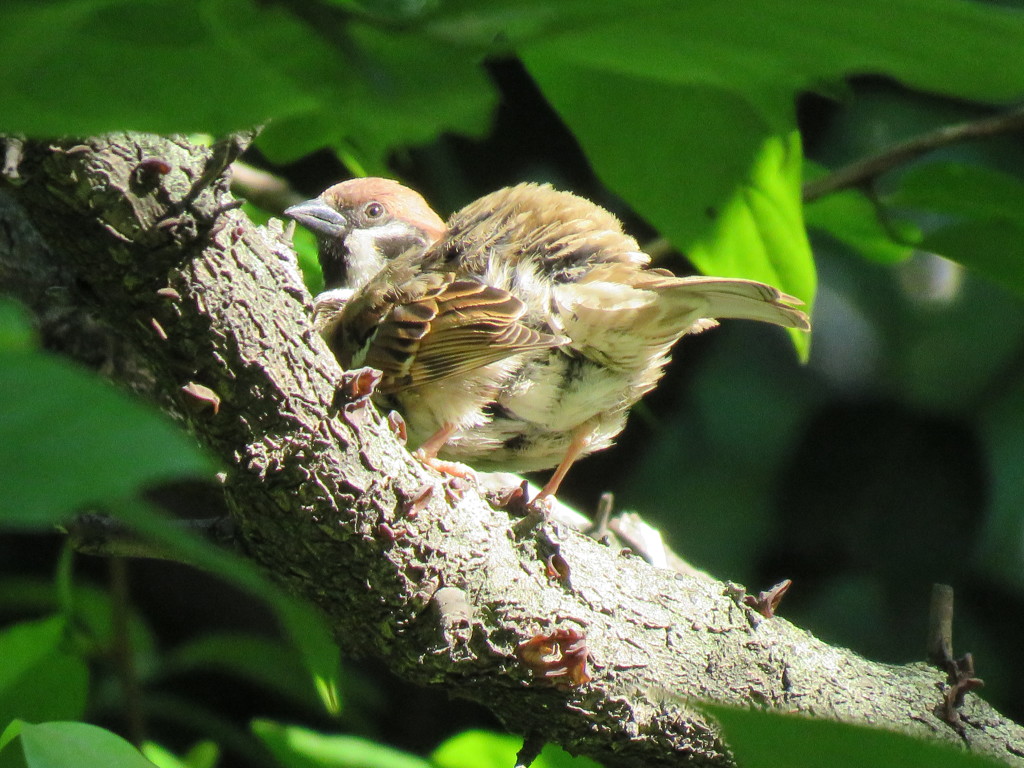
[485,478,555,518]
[413,450,478,483]
[525,492,554,517]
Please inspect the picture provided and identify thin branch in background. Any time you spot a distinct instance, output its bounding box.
[65,514,239,564]
[229,161,304,213]
[802,105,1024,202]
[109,557,146,746]
[926,583,955,667]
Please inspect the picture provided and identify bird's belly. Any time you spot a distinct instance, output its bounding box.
[438,354,635,472]
[502,353,634,430]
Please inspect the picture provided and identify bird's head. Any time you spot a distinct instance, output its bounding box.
[285,177,447,291]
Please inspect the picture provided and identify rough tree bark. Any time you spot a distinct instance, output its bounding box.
[1,133,1021,768]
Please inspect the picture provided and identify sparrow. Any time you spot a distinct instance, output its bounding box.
[286,178,810,499]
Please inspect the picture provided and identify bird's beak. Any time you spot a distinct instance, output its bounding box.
[284,199,349,239]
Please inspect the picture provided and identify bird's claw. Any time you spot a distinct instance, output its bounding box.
[413,450,478,484]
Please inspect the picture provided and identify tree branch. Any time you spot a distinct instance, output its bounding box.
[802,105,1024,202]
[3,133,1022,767]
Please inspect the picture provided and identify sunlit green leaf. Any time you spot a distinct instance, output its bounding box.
[522,50,775,249]
[521,0,1024,289]
[432,730,600,768]
[687,132,816,359]
[252,721,429,768]
[139,743,186,768]
[141,741,218,768]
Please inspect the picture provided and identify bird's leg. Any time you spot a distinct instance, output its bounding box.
[536,425,594,500]
[413,422,457,460]
[412,423,476,480]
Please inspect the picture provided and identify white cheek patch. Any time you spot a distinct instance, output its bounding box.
[344,220,418,288]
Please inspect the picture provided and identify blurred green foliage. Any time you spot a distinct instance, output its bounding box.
[701,703,1006,768]
[3,0,1024,766]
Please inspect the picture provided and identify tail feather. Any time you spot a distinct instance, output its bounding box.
[665,277,810,330]
[554,270,810,371]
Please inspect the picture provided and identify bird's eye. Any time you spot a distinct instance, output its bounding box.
[364,202,385,219]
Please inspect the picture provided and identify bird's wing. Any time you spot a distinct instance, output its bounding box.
[425,183,649,279]
[342,272,566,393]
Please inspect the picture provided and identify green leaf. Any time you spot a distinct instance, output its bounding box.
[270,597,343,716]
[522,32,817,352]
[885,163,1024,295]
[700,703,1004,768]
[891,162,1024,224]
[0,617,88,728]
[251,15,496,168]
[0,617,64,694]
[918,219,1024,297]
[978,390,1024,591]
[161,632,324,711]
[0,574,156,669]
[0,738,28,768]
[432,730,600,768]
[179,741,218,768]
[522,50,776,247]
[139,743,187,768]
[687,132,816,359]
[804,169,918,265]
[11,721,156,768]
[0,347,214,529]
[110,500,342,716]
[0,0,316,137]
[423,0,614,46]
[252,721,430,768]
[1,0,497,163]
[431,731,521,768]
[141,741,218,768]
[0,303,338,715]
[520,0,1024,279]
[0,300,36,353]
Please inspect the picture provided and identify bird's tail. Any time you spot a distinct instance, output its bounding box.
[665,276,810,330]
[553,267,809,372]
